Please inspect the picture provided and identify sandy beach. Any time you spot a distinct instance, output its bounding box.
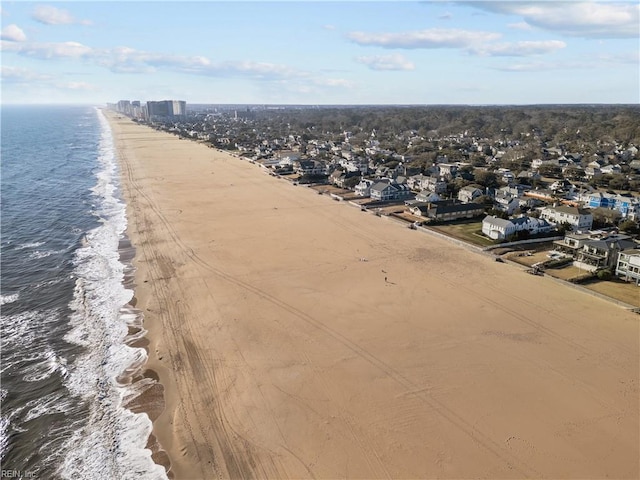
[108,111,639,479]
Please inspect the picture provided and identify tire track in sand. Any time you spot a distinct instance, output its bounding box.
[121,148,281,479]
[120,139,540,477]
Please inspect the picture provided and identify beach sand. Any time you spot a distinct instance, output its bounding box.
[108,111,639,479]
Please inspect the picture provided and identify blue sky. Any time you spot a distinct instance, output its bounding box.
[1,1,638,105]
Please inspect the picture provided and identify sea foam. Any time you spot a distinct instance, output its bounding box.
[59,109,167,480]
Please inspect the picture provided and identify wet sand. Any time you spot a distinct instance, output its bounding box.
[108,111,639,479]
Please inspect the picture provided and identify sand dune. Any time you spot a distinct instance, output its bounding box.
[108,112,639,480]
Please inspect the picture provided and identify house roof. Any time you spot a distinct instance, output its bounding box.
[411,204,430,214]
[512,216,549,228]
[371,181,393,192]
[483,216,513,229]
[584,237,637,252]
[431,202,483,215]
[546,205,591,216]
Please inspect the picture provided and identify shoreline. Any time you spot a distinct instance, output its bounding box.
[109,118,173,478]
[107,111,639,479]
[108,118,174,478]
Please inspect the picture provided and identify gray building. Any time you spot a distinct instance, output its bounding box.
[146,100,187,120]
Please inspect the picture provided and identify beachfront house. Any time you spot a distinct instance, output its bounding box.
[370,180,414,202]
[540,205,593,231]
[329,169,360,189]
[615,249,640,285]
[574,233,637,271]
[482,215,552,241]
[294,159,327,176]
[422,200,484,222]
[355,179,375,197]
[482,216,516,240]
[553,231,593,257]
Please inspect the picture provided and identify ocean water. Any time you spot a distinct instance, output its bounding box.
[1,106,167,479]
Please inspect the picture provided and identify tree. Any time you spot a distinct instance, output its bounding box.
[556,221,573,235]
[591,207,622,228]
[471,155,487,167]
[619,219,639,233]
[475,194,495,208]
[608,174,630,191]
[474,170,499,188]
[563,166,584,181]
[344,175,361,189]
[538,164,562,178]
[488,208,509,219]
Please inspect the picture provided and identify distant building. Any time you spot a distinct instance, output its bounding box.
[146,100,187,120]
[117,100,131,115]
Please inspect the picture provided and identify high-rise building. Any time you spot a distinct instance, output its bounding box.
[117,100,132,115]
[146,100,187,120]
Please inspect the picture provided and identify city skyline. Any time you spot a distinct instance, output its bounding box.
[1,1,639,105]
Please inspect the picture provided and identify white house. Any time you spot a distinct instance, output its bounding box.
[415,190,441,203]
[422,176,448,194]
[616,249,640,285]
[540,205,593,231]
[601,164,622,175]
[511,216,552,235]
[294,159,327,176]
[494,193,520,215]
[458,185,483,204]
[482,216,516,240]
[438,163,458,178]
[584,166,602,178]
[370,180,414,202]
[355,179,374,197]
[482,215,552,240]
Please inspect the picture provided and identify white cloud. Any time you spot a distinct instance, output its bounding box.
[494,62,559,72]
[1,37,353,94]
[314,78,354,88]
[1,24,27,42]
[58,81,97,91]
[493,51,639,72]
[31,5,92,26]
[12,41,93,59]
[346,28,501,49]
[507,22,534,31]
[355,54,415,71]
[469,40,566,57]
[1,65,53,82]
[471,2,639,39]
[594,51,640,65]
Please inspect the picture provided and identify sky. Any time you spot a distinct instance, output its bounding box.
[1,1,639,105]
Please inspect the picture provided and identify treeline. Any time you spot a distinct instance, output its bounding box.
[248,105,640,146]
